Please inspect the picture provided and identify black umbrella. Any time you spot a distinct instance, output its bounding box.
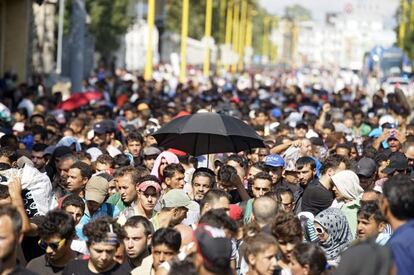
[152,112,265,156]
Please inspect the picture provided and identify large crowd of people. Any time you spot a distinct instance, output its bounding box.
[0,68,413,275]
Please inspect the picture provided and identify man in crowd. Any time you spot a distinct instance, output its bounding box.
[126,132,144,165]
[31,143,48,172]
[200,189,231,216]
[357,201,390,245]
[131,228,181,275]
[191,168,215,203]
[163,163,185,192]
[122,216,154,271]
[294,156,318,213]
[27,210,78,274]
[65,161,93,199]
[63,217,128,274]
[142,147,161,171]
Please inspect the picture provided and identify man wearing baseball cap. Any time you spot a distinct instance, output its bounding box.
[117,175,162,225]
[264,154,285,185]
[150,189,198,230]
[383,152,408,177]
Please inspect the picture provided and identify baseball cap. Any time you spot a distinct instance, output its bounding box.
[93,122,108,134]
[264,154,285,168]
[137,180,161,193]
[194,225,232,274]
[161,189,198,211]
[356,157,377,177]
[383,152,408,175]
[143,146,161,156]
[85,176,109,204]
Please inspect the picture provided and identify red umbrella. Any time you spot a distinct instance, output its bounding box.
[57,91,102,111]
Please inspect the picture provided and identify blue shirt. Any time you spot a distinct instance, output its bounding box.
[387,220,414,275]
[76,202,114,240]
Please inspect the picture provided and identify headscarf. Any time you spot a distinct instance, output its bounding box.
[56,136,82,152]
[314,208,353,262]
[150,151,179,179]
[331,170,363,200]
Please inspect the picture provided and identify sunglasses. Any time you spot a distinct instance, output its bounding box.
[38,239,66,250]
[314,226,325,234]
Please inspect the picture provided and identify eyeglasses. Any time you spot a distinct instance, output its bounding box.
[38,239,66,250]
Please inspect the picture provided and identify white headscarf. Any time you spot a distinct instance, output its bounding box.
[331,170,364,200]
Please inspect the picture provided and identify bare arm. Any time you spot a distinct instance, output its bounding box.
[315,103,331,132]
[230,173,250,201]
[8,177,34,234]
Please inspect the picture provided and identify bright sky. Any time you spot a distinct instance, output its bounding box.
[259,0,399,28]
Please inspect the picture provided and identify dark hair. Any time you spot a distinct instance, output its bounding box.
[225,154,248,169]
[275,186,294,202]
[16,108,28,119]
[96,154,113,167]
[168,258,197,275]
[138,174,161,185]
[199,189,231,213]
[192,168,215,187]
[124,216,154,236]
[126,132,144,144]
[70,161,93,179]
[271,212,302,243]
[31,125,48,141]
[0,184,10,199]
[336,143,351,151]
[32,143,48,152]
[217,164,237,183]
[296,156,316,170]
[151,228,181,252]
[75,151,92,162]
[250,161,268,173]
[38,209,75,240]
[199,208,238,234]
[243,232,278,264]
[357,201,386,224]
[322,122,335,132]
[0,205,22,235]
[0,146,18,163]
[320,154,347,175]
[252,171,273,184]
[383,174,414,220]
[61,194,85,214]
[83,217,125,246]
[0,134,19,150]
[114,166,148,185]
[163,163,185,179]
[292,243,327,275]
[113,154,131,168]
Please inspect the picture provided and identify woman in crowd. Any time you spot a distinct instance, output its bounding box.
[290,243,328,275]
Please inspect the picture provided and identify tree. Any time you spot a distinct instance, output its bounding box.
[284,4,312,21]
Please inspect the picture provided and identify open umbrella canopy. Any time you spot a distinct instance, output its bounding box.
[153,112,265,156]
[57,91,102,111]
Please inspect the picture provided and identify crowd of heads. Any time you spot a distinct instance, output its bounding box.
[0,69,414,274]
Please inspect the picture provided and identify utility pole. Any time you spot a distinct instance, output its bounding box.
[179,0,189,83]
[56,0,65,75]
[144,0,155,81]
[70,0,85,93]
[203,0,213,77]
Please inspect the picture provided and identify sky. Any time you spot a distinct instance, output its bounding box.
[259,0,400,28]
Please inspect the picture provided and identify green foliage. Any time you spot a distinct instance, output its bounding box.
[61,0,133,57]
[284,4,312,21]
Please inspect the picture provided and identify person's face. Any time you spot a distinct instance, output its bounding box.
[269,167,283,183]
[295,127,307,139]
[280,193,294,212]
[0,215,20,262]
[66,168,87,193]
[247,166,263,181]
[357,215,383,240]
[125,110,136,121]
[249,245,278,275]
[203,196,231,215]
[32,117,45,127]
[257,148,269,161]
[283,170,298,184]
[143,155,157,170]
[296,164,314,186]
[108,179,117,196]
[314,222,329,243]
[350,146,358,159]
[159,157,169,177]
[40,235,68,263]
[33,134,44,144]
[388,138,401,153]
[255,112,268,126]
[336,147,350,158]
[58,158,75,181]
[152,244,177,270]
[127,141,142,157]
[64,205,84,225]
[31,151,46,169]
[252,179,272,198]
[170,207,188,226]
[123,225,149,259]
[192,176,212,201]
[322,128,332,140]
[144,136,157,147]
[290,255,309,275]
[95,162,110,173]
[277,239,297,263]
[354,114,363,126]
[300,140,312,156]
[332,184,345,201]
[227,160,246,180]
[117,174,137,204]
[88,242,117,272]
[166,172,185,189]
[137,188,160,212]
[405,146,414,167]
[93,133,108,147]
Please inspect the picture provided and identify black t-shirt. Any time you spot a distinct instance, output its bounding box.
[26,255,65,275]
[62,260,128,275]
[8,265,39,275]
[301,181,334,215]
